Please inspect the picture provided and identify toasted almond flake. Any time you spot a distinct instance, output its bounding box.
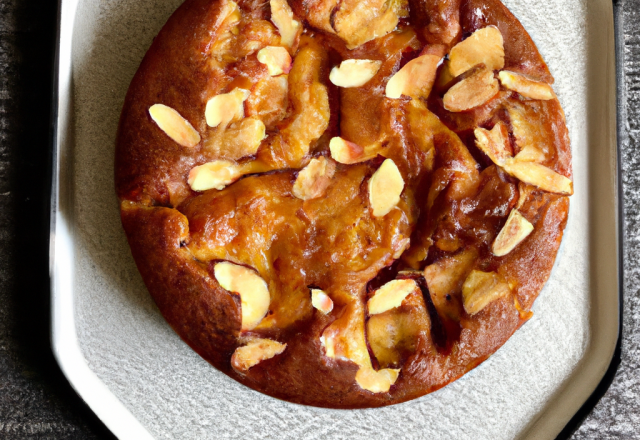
[449,26,505,76]
[231,338,286,371]
[369,159,405,217]
[385,54,442,99]
[270,0,301,49]
[474,122,511,166]
[188,160,246,191]
[368,279,417,315]
[499,70,555,100]
[492,209,534,256]
[355,367,400,393]
[443,66,500,112]
[329,59,382,88]
[329,137,381,164]
[462,270,511,315]
[292,156,336,200]
[205,88,250,128]
[502,159,573,195]
[149,104,201,147]
[257,46,293,76]
[311,289,334,314]
[214,262,271,331]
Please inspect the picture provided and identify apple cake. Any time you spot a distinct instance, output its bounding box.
[115,0,573,408]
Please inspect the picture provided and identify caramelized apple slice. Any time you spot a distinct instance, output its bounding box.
[257,46,292,76]
[492,209,534,257]
[231,338,286,371]
[149,104,200,147]
[330,59,382,88]
[443,66,500,112]
[245,75,289,129]
[368,279,418,315]
[214,262,271,331]
[331,0,402,49]
[368,159,405,217]
[449,26,505,76]
[293,156,336,200]
[355,367,400,393]
[462,270,511,315]
[385,54,442,99]
[320,300,371,367]
[424,248,478,300]
[499,71,554,100]
[203,117,266,160]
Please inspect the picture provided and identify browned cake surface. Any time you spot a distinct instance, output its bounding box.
[115,0,572,408]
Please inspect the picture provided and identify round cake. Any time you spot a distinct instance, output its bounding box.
[115,0,573,408]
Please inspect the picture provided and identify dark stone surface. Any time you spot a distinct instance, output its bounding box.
[0,0,637,438]
[0,0,114,437]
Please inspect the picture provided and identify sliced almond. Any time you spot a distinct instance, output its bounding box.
[311,289,334,314]
[462,270,511,315]
[355,367,400,393]
[292,156,336,200]
[369,158,404,217]
[214,261,271,331]
[329,137,381,164]
[499,71,554,100]
[502,159,573,195]
[368,279,417,315]
[231,338,287,371]
[270,0,301,50]
[205,88,250,128]
[257,46,293,76]
[385,54,442,99]
[449,26,505,77]
[329,59,382,88]
[203,117,266,161]
[474,122,511,166]
[492,209,534,257]
[149,104,200,148]
[188,160,246,191]
[443,66,500,112]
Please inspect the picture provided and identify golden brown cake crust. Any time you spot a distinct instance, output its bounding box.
[116,0,572,408]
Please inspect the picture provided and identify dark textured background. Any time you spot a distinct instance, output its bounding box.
[0,0,636,438]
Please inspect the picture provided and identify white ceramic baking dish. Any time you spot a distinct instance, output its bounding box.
[50,0,620,438]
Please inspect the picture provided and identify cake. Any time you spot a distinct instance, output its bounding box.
[115,0,573,408]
